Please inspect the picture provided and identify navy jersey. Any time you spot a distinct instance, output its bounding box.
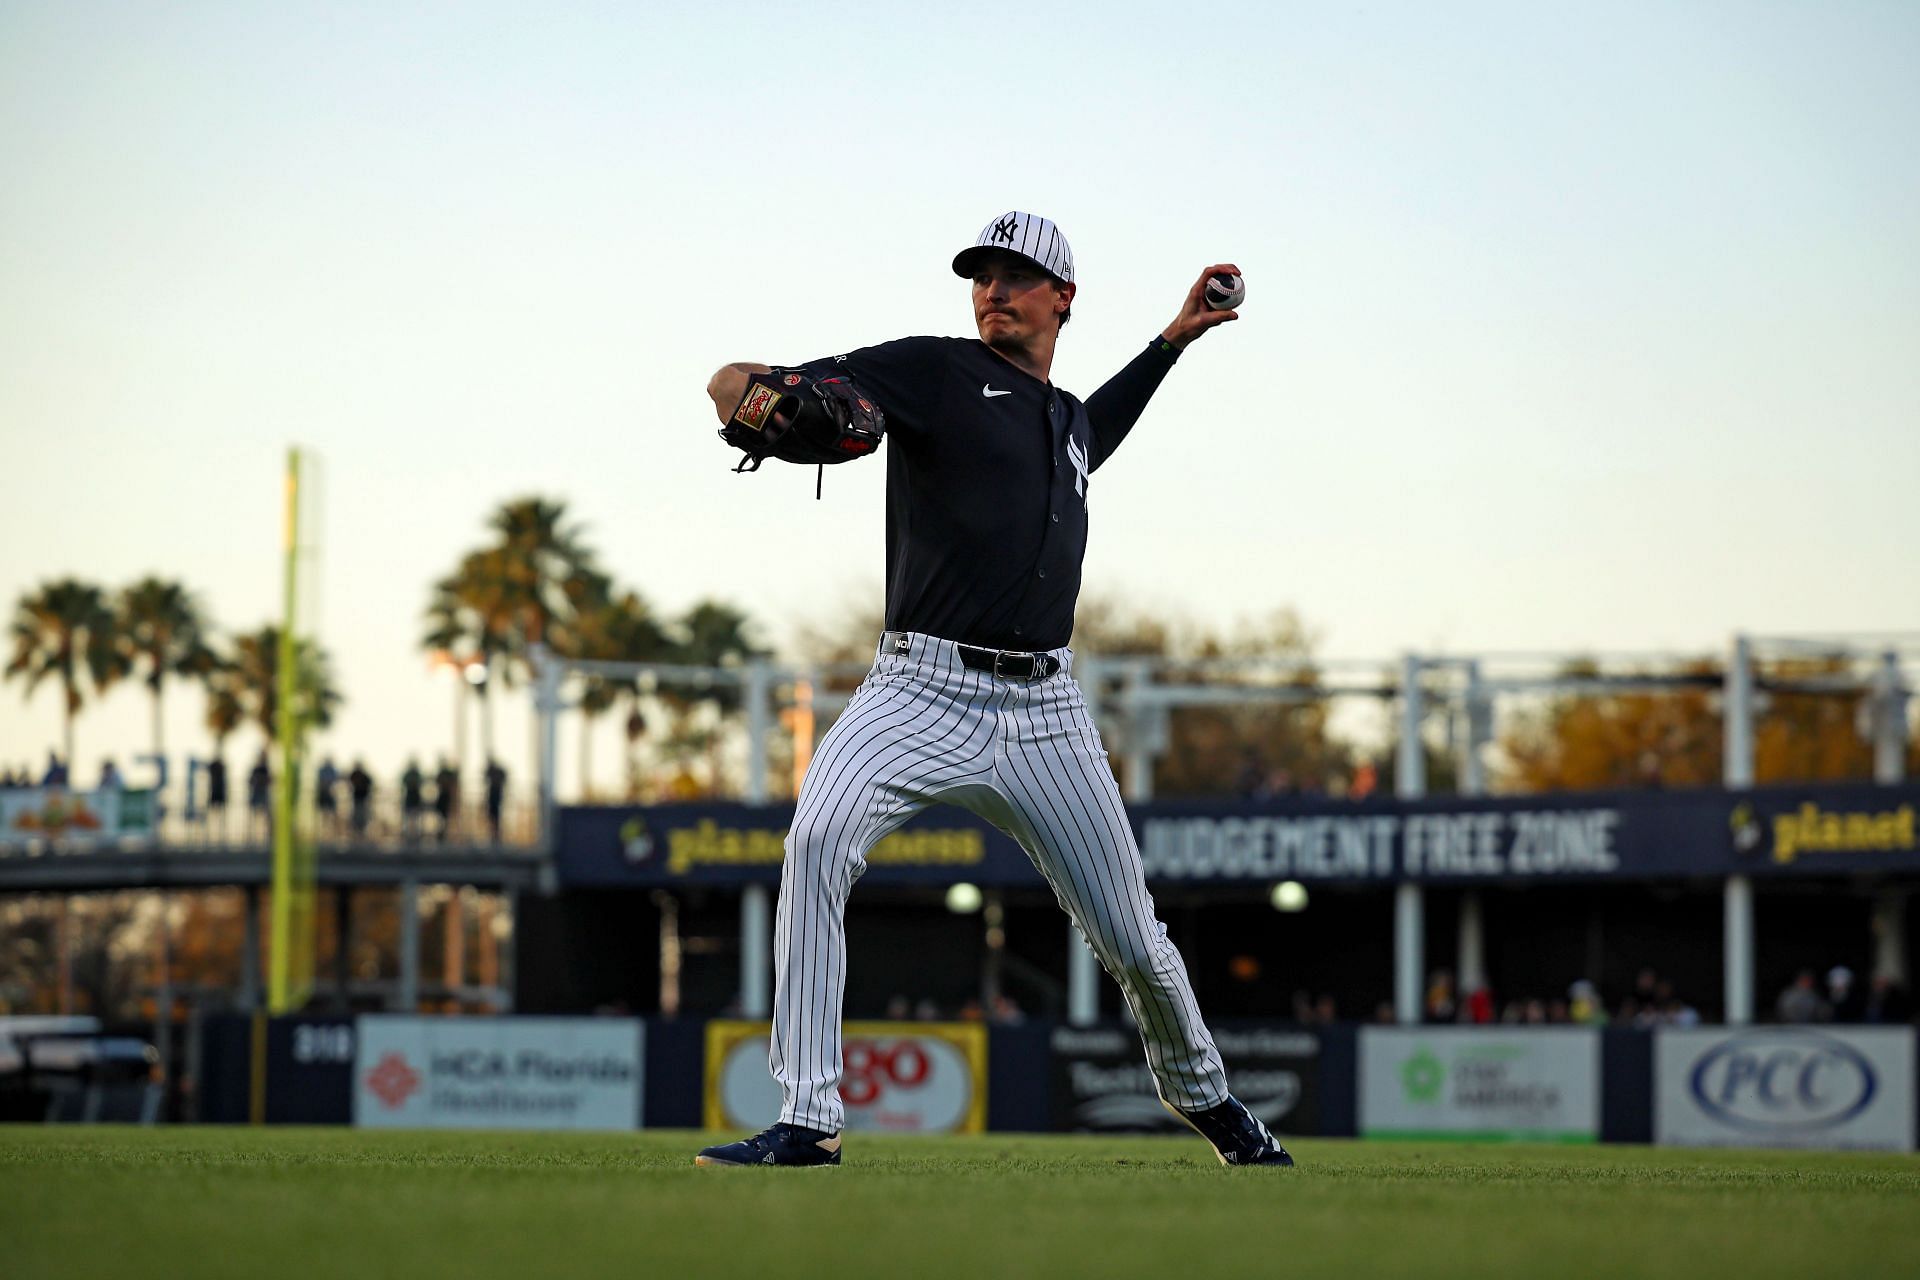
[799,336,1180,651]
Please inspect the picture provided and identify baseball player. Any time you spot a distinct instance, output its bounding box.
[698,212,1290,1169]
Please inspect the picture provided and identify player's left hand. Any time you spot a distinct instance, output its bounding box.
[1161,263,1242,350]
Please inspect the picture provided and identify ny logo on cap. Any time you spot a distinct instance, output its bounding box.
[990,215,1019,245]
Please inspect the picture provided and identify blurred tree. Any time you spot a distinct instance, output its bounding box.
[660,600,771,795]
[115,577,222,764]
[1133,608,1346,799]
[203,676,244,755]
[1497,655,1909,791]
[427,498,609,771]
[207,625,344,743]
[570,589,672,797]
[488,496,601,657]
[5,578,126,770]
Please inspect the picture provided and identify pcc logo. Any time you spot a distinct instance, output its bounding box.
[1687,1031,1877,1133]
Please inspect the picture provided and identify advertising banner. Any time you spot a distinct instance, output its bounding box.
[705,1020,986,1134]
[0,788,154,849]
[1359,1028,1601,1141]
[353,1016,643,1131]
[1050,1024,1320,1134]
[557,784,1920,888]
[557,804,1032,889]
[1655,1027,1916,1151]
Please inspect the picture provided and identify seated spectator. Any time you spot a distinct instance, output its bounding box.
[1568,979,1607,1025]
[1775,970,1830,1024]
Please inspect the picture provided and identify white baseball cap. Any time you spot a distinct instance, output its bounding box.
[952,211,1075,284]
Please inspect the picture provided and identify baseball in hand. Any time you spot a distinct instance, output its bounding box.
[1203,271,1245,311]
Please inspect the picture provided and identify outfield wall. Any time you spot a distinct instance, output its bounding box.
[196,1016,1919,1152]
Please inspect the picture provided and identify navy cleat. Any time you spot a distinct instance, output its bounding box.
[695,1122,843,1168]
[1166,1095,1296,1167]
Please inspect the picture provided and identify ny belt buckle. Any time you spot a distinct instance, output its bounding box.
[994,649,1037,681]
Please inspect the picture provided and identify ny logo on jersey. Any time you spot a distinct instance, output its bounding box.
[1066,435,1089,501]
[990,215,1018,245]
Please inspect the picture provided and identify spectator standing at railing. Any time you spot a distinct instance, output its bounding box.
[315,757,340,839]
[400,759,425,843]
[484,758,507,846]
[206,755,229,840]
[97,759,122,791]
[41,751,68,788]
[246,751,271,843]
[433,758,458,844]
[347,759,373,841]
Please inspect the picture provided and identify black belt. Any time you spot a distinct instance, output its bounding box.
[882,631,1061,682]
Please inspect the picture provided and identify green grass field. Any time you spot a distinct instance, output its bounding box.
[3,1128,1917,1279]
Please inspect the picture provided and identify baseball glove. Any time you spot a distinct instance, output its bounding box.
[719,369,885,473]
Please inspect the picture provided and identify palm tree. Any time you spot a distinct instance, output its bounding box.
[664,600,769,794]
[569,589,672,796]
[115,577,220,764]
[210,625,344,744]
[5,579,125,769]
[424,547,527,766]
[488,497,600,657]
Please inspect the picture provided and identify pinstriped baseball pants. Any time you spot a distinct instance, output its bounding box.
[771,631,1229,1132]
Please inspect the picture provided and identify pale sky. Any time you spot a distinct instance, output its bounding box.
[3,1,1917,793]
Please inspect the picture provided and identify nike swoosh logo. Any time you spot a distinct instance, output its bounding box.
[982,385,1012,398]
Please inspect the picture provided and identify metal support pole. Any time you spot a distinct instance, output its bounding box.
[334,887,353,1009]
[444,887,466,1010]
[981,891,1005,1012]
[1123,663,1153,802]
[1725,634,1755,789]
[155,892,174,1099]
[1724,875,1754,1025]
[1068,926,1099,1025]
[745,660,772,805]
[1398,654,1426,799]
[1395,883,1424,1025]
[240,886,261,1013]
[532,644,561,848]
[1461,660,1489,797]
[740,884,771,1018]
[499,887,519,1013]
[1722,634,1757,1027]
[1872,890,1909,984]
[397,879,420,1013]
[1457,891,1485,997]
[1874,650,1908,785]
[1395,654,1426,1025]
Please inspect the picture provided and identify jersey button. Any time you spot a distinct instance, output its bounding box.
[1051,512,1059,523]
[1037,568,1047,579]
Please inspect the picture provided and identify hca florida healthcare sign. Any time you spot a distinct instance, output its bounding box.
[1359,1028,1602,1141]
[1655,1028,1915,1151]
[354,1016,644,1130]
[705,1021,986,1134]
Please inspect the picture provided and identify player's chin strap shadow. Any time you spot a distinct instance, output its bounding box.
[729,452,826,500]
